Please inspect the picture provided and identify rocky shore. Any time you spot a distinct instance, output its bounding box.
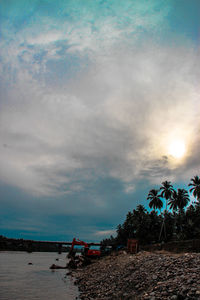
[72,251,200,300]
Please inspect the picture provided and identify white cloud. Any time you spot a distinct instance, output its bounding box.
[94,230,116,237]
[27,32,64,46]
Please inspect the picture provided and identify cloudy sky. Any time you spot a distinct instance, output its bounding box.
[0,0,200,242]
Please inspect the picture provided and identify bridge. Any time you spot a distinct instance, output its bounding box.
[26,239,101,246]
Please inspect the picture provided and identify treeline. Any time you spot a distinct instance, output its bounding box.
[0,236,70,252]
[102,176,200,246]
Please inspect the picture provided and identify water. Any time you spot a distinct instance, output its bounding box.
[0,251,79,300]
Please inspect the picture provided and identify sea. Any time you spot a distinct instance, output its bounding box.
[0,251,79,300]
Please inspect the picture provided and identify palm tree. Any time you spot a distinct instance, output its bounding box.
[159,181,174,241]
[147,189,163,211]
[169,189,190,211]
[160,181,174,210]
[188,176,200,201]
[169,189,189,240]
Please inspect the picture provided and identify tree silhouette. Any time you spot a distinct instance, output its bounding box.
[101,175,200,247]
[168,189,190,240]
[159,181,174,241]
[169,189,190,212]
[188,175,200,201]
[147,189,163,211]
[160,181,174,210]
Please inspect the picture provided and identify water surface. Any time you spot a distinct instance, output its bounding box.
[0,251,79,300]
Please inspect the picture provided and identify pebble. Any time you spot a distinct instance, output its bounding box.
[72,251,200,299]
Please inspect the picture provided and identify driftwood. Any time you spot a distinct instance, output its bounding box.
[50,264,67,269]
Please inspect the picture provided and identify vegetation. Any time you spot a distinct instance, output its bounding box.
[188,175,200,201]
[0,236,70,252]
[102,176,200,247]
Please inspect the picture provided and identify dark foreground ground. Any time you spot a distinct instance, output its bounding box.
[72,251,200,300]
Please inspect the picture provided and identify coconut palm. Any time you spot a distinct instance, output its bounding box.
[159,181,174,241]
[188,176,200,201]
[169,189,189,240]
[147,189,163,211]
[169,189,190,211]
[160,181,174,210]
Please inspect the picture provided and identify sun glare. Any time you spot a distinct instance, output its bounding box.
[169,140,186,159]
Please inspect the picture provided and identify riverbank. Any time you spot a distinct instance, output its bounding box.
[72,251,200,299]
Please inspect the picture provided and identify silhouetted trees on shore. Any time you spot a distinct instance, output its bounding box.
[102,176,200,246]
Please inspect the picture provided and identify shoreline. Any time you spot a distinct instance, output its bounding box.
[71,251,200,299]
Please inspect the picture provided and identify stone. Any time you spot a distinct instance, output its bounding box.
[170,295,178,300]
[196,290,200,295]
[70,251,200,300]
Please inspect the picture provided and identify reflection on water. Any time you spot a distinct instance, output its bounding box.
[0,251,79,300]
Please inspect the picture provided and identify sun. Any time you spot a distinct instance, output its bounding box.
[169,140,186,159]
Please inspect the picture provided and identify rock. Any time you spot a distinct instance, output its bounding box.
[181,286,189,294]
[171,295,178,300]
[196,290,200,295]
[187,279,193,284]
[70,251,200,300]
[66,271,72,275]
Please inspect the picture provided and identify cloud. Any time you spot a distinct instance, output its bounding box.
[0,0,171,81]
[1,1,200,241]
[0,42,200,198]
[94,230,116,237]
[0,0,199,206]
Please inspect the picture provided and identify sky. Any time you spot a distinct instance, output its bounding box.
[0,0,200,242]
